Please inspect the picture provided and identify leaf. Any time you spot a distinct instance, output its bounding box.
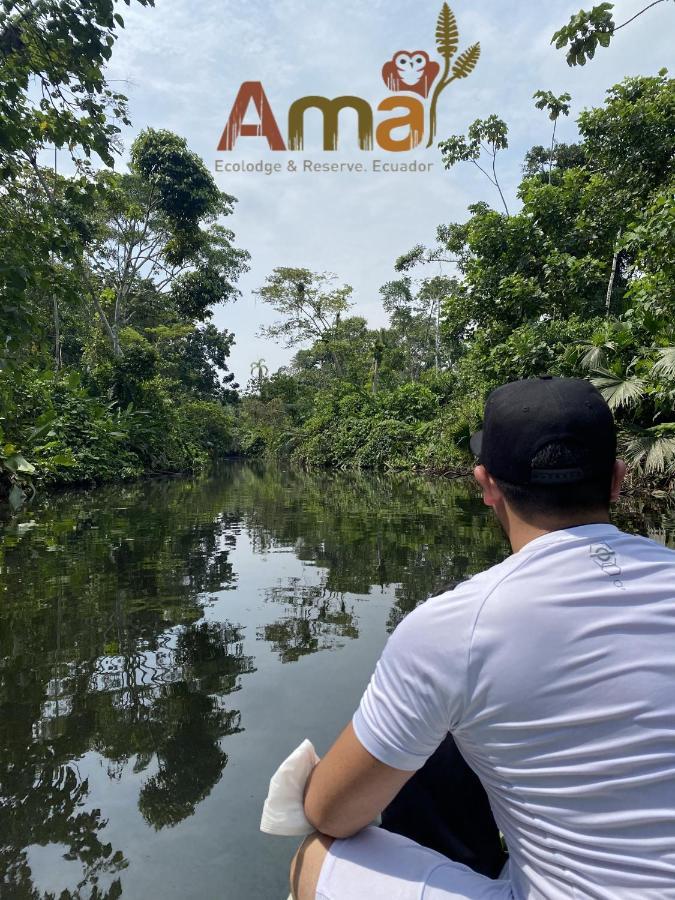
[452,43,481,79]
[27,412,57,442]
[3,453,36,475]
[580,344,608,371]
[591,371,645,410]
[645,437,675,474]
[436,3,459,61]
[624,429,675,474]
[652,347,675,380]
[51,454,76,467]
[9,484,25,511]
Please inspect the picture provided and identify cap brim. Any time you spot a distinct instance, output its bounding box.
[469,430,483,458]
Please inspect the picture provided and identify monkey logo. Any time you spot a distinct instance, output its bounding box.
[218,4,481,152]
[382,50,440,98]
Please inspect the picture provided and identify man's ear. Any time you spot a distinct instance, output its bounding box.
[473,464,503,508]
[610,459,627,502]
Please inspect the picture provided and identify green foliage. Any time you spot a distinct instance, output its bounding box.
[175,399,236,457]
[1,8,247,511]
[1,28,247,510]
[552,3,615,66]
[0,0,155,177]
[241,74,674,491]
[255,268,353,354]
[522,143,587,181]
[552,3,672,67]
[0,132,247,508]
[130,129,222,231]
[438,116,510,214]
[533,90,572,121]
[377,383,439,423]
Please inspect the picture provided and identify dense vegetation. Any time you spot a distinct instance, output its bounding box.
[240,71,675,490]
[1,1,673,511]
[0,0,248,509]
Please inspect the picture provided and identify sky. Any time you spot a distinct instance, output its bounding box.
[103,0,673,388]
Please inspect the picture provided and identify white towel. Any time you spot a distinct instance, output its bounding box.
[260,738,321,836]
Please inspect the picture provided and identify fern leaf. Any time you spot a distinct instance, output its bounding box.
[652,346,675,380]
[580,345,606,371]
[624,429,675,474]
[436,3,459,60]
[590,371,645,410]
[646,437,675,474]
[452,43,481,79]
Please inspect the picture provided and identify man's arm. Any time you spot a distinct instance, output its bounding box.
[303,721,415,839]
[303,588,473,840]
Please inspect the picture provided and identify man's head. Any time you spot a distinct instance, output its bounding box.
[470,377,626,538]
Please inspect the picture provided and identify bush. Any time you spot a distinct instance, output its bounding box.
[177,399,236,457]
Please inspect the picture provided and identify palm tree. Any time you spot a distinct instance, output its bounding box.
[580,345,675,477]
[250,358,269,393]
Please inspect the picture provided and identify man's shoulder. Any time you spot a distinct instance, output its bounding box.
[436,552,528,602]
[399,528,674,643]
[613,528,675,559]
[402,553,524,635]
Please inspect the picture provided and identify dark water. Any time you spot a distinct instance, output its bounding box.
[0,462,672,900]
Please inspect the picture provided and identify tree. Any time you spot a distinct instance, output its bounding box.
[381,275,459,375]
[241,74,674,485]
[370,332,385,395]
[522,142,587,181]
[85,129,249,358]
[250,358,269,393]
[0,0,155,176]
[256,268,354,375]
[533,90,572,183]
[552,1,673,66]
[0,0,155,368]
[438,116,510,215]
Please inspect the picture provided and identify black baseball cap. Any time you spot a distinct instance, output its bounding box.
[469,376,616,485]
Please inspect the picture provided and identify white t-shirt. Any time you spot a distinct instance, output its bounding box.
[353,524,675,899]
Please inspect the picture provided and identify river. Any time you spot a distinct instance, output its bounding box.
[0,462,672,899]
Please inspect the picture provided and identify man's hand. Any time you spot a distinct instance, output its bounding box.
[303,722,415,839]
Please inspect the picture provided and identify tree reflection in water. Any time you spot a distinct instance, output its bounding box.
[1,462,671,897]
[0,474,255,898]
[259,579,359,663]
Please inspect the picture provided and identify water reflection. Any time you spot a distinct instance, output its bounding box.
[260,579,359,663]
[0,462,672,897]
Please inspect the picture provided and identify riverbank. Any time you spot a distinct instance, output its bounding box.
[4,445,671,539]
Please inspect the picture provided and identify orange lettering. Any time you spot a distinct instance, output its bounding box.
[376,97,424,151]
[217,81,287,151]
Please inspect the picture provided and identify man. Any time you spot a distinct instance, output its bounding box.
[290,376,675,899]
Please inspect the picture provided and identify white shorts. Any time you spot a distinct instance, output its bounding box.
[316,827,513,900]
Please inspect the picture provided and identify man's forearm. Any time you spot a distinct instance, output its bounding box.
[303,722,414,839]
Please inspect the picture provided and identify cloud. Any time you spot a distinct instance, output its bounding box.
[106,0,674,383]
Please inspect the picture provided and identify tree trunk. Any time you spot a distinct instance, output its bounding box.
[53,295,62,370]
[371,359,379,395]
[549,118,557,185]
[605,230,622,317]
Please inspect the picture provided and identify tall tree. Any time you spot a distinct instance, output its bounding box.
[85,128,249,358]
[256,268,353,375]
[532,90,572,183]
[0,0,155,366]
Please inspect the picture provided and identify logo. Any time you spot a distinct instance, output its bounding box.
[216,4,480,155]
[590,543,626,591]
